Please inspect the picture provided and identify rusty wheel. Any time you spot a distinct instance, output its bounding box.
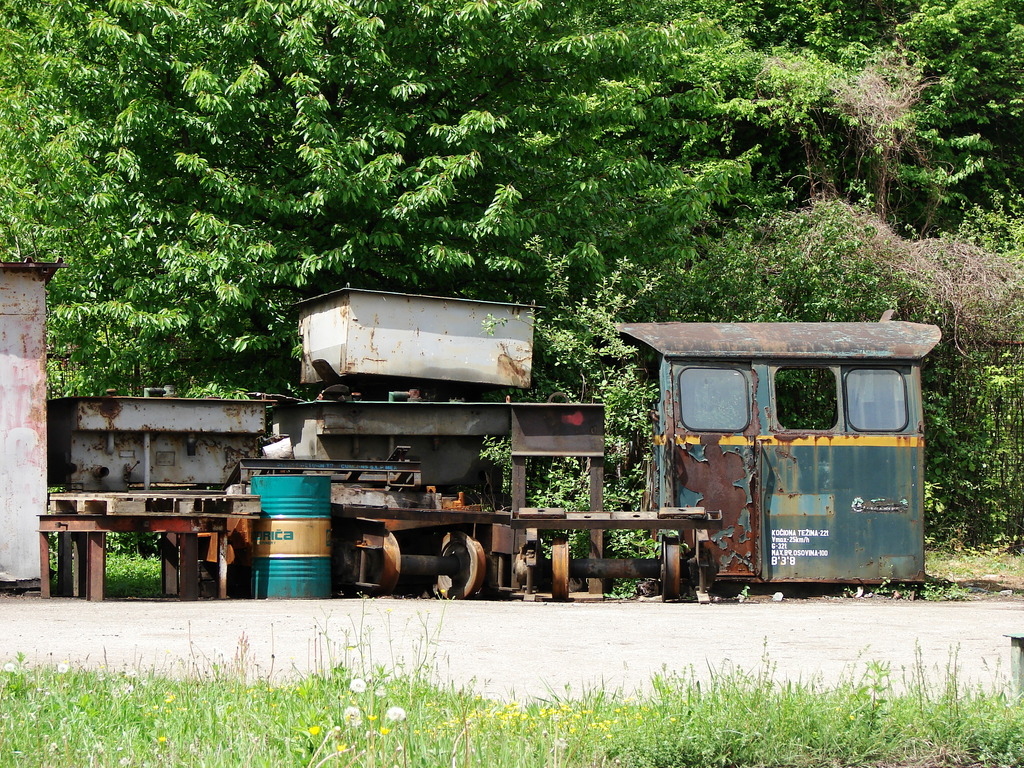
[437,531,486,599]
[551,537,570,601]
[661,539,681,602]
[366,532,401,596]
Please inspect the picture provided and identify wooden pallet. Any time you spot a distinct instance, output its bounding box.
[48,492,261,518]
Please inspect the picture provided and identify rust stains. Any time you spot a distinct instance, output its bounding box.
[97,398,122,422]
[675,436,759,577]
[497,343,530,388]
[675,439,747,515]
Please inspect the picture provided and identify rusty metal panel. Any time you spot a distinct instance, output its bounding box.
[314,402,512,437]
[50,397,267,433]
[273,402,512,486]
[297,289,536,388]
[510,403,605,457]
[47,398,268,491]
[0,261,63,586]
[619,322,941,361]
[675,437,760,578]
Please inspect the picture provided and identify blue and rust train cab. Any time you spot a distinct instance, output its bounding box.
[619,321,941,585]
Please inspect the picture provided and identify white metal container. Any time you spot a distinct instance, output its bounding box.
[297,289,536,388]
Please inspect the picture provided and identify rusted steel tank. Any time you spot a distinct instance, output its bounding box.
[619,320,941,584]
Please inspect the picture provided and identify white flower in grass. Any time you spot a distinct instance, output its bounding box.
[349,677,367,694]
[3,662,17,673]
[343,706,362,727]
[57,662,71,674]
[385,706,407,723]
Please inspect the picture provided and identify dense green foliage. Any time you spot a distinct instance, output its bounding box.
[3,0,1024,544]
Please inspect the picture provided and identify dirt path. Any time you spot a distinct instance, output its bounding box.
[3,594,1022,699]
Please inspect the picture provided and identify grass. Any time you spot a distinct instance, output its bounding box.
[21,547,1024,766]
[105,553,163,598]
[926,546,1024,586]
[1,650,1022,768]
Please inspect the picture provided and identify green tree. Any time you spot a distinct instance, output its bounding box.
[1,0,748,395]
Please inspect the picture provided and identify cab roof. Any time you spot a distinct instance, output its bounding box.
[617,322,941,361]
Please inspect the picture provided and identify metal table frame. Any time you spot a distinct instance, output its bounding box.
[39,514,252,601]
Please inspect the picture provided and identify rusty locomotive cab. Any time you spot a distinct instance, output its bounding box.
[619,320,941,586]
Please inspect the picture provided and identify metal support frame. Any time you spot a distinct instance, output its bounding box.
[39,513,251,601]
[510,403,607,597]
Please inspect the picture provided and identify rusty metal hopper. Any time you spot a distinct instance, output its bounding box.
[297,289,535,388]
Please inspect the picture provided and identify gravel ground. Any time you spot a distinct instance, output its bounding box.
[2,593,1022,700]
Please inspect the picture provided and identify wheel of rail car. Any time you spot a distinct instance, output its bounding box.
[366,532,401,596]
[661,539,681,601]
[550,537,570,601]
[436,531,486,599]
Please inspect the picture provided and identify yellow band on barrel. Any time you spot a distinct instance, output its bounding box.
[252,518,332,558]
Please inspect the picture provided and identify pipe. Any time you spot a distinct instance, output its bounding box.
[399,554,460,577]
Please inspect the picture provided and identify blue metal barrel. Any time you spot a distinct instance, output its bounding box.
[250,475,332,599]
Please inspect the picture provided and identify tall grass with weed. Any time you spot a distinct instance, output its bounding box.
[607,658,1024,767]
[104,553,163,598]
[1,649,1022,767]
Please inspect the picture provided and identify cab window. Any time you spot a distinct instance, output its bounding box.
[845,369,908,431]
[678,367,750,432]
[774,367,838,430]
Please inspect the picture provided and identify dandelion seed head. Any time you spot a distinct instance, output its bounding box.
[349,677,367,694]
[385,706,407,723]
[343,706,362,727]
